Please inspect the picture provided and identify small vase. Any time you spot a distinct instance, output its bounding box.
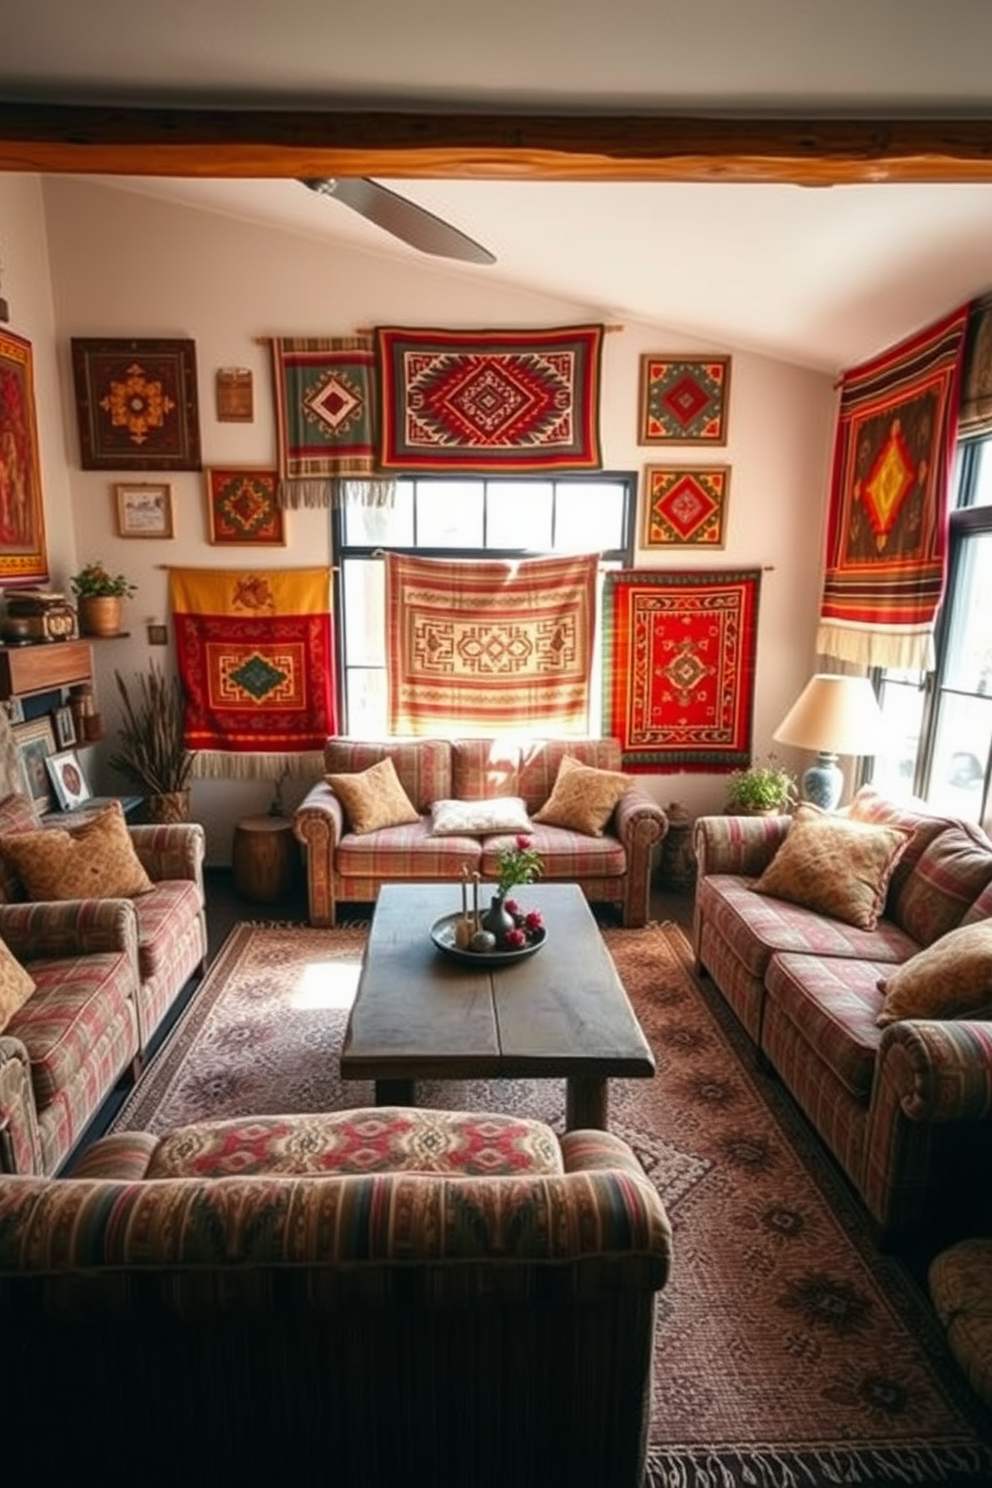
[481,893,515,945]
[146,789,191,824]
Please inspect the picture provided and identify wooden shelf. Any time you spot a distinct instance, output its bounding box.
[0,640,94,700]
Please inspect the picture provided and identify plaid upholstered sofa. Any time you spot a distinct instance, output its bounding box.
[0,1108,673,1488]
[293,736,667,928]
[0,791,207,1175]
[693,786,992,1248]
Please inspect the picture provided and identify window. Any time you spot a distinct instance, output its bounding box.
[333,474,635,735]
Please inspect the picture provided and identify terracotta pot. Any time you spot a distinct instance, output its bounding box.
[77,595,123,637]
[146,789,191,824]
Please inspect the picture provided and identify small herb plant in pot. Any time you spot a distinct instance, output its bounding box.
[725,757,798,814]
[70,561,138,637]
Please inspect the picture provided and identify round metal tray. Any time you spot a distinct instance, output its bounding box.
[430,912,546,968]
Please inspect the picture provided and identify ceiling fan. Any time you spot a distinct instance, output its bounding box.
[299,178,496,265]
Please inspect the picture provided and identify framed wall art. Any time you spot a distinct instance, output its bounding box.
[52,703,77,749]
[205,467,285,545]
[638,354,732,445]
[13,717,57,812]
[641,466,731,548]
[46,749,92,812]
[115,481,175,538]
[71,337,202,470]
[0,330,50,585]
[215,367,254,422]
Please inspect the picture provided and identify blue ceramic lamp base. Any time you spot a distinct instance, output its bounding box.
[801,752,843,812]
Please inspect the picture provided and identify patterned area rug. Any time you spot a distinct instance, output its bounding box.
[109,920,992,1487]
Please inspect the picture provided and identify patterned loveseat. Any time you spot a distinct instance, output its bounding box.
[293,736,667,928]
[693,787,992,1248]
[0,1108,673,1488]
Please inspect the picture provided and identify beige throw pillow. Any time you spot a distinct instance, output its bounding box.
[533,754,632,836]
[752,803,910,932]
[325,757,421,835]
[431,797,532,837]
[876,921,992,1027]
[0,936,36,1033]
[0,803,153,902]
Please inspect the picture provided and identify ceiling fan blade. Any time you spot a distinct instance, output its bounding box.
[300,177,495,265]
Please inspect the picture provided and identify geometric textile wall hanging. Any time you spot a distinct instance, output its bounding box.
[638,355,731,445]
[641,466,730,548]
[168,566,336,778]
[815,303,970,672]
[602,568,761,772]
[0,330,49,584]
[71,338,201,470]
[205,468,286,546]
[375,325,604,473]
[384,551,599,735]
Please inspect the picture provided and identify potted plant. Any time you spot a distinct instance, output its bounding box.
[70,561,138,638]
[109,662,196,822]
[725,757,798,815]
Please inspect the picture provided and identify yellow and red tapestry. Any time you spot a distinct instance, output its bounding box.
[384,552,598,735]
[168,566,336,777]
[375,324,603,472]
[603,568,761,772]
[816,304,970,671]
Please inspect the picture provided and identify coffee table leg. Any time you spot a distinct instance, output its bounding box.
[376,1079,415,1106]
[566,1077,607,1130]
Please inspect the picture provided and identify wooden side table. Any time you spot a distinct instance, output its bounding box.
[232,816,300,903]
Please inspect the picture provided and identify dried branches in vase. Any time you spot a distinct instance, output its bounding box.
[110,663,196,821]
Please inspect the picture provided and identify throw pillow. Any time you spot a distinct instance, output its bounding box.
[0,802,154,902]
[0,936,36,1033]
[325,756,421,835]
[533,754,632,836]
[876,921,992,1026]
[431,797,533,837]
[752,803,910,932]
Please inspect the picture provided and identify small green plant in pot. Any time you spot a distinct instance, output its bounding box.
[726,757,798,814]
[109,663,196,822]
[70,561,138,638]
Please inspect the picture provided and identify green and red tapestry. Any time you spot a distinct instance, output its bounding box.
[168,566,336,777]
[816,303,970,671]
[603,568,761,771]
[638,354,731,444]
[384,551,599,734]
[374,324,604,472]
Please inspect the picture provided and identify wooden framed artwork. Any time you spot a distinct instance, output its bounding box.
[638,354,732,445]
[71,337,202,470]
[0,330,50,584]
[215,367,253,422]
[13,717,57,812]
[51,702,77,749]
[46,748,92,811]
[641,466,731,548]
[115,481,175,538]
[205,467,285,545]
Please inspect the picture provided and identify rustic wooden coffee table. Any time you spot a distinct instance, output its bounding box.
[341,882,655,1129]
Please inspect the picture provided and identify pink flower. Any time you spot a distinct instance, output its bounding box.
[524,910,544,931]
[505,927,527,948]
[504,897,521,917]
[515,834,532,851]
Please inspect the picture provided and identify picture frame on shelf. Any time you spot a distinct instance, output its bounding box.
[52,702,76,749]
[115,481,174,538]
[13,717,57,812]
[46,749,92,812]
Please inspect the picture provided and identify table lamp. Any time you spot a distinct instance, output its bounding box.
[773,673,885,811]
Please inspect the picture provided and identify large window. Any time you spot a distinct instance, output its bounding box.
[869,438,992,824]
[333,474,635,736]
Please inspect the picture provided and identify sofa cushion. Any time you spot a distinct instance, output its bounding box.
[481,826,626,883]
[0,936,35,1032]
[533,755,631,836]
[431,797,532,837]
[846,786,956,916]
[323,738,452,813]
[337,818,483,880]
[929,1238,992,1410]
[132,880,206,983]
[876,921,992,1027]
[0,804,154,901]
[893,823,992,946]
[765,951,892,1101]
[0,793,42,903]
[7,950,136,1106]
[752,805,910,931]
[325,757,421,835]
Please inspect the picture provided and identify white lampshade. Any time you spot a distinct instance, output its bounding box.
[773,674,885,756]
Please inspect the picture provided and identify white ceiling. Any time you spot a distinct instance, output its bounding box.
[6,0,992,373]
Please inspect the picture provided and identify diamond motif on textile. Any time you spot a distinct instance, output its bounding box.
[859,420,916,549]
[640,356,731,443]
[645,467,729,547]
[661,644,714,704]
[305,371,364,434]
[229,653,289,701]
[410,355,570,446]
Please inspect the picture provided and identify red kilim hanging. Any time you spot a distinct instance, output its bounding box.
[603,568,761,772]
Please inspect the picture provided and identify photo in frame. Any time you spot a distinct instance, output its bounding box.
[13,717,57,811]
[205,467,285,545]
[0,330,50,584]
[52,703,77,749]
[46,749,92,811]
[115,482,174,538]
[638,354,732,445]
[641,466,731,548]
[71,337,202,470]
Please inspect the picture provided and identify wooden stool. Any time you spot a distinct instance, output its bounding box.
[232,816,299,904]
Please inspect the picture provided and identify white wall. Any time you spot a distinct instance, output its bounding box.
[28,176,834,862]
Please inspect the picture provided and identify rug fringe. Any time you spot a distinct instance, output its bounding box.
[644,1441,992,1487]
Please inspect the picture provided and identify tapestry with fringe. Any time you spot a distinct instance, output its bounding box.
[168,566,336,778]
[384,551,598,734]
[602,568,761,772]
[816,304,970,672]
[375,324,604,472]
[271,335,393,509]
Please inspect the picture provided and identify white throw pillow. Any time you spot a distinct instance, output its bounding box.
[430,797,533,837]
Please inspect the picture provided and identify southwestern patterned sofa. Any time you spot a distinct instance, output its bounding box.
[0,1108,673,1488]
[293,736,667,928]
[693,786,992,1248]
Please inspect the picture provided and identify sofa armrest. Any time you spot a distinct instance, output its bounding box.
[0,898,140,966]
[693,813,791,880]
[876,1019,992,1122]
[613,788,666,928]
[0,1037,43,1175]
[292,782,345,926]
[560,1127,652,1179]
[128,823,206,897]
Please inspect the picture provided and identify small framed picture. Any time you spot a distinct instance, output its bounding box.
[52,703,77,748]
[115,482,175,538]
[45,749,92,812]
[13,718,57,812]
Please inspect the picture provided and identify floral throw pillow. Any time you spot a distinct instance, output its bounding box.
[752,803,910,931]
[0,802,154,902]
[0,936,35,1033]
[430,797,533,837]
[325,756,421,835]
[532,754,632,836]
[876,921,992,1026]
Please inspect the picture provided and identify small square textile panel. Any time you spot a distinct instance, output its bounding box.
[641,466,730,547]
